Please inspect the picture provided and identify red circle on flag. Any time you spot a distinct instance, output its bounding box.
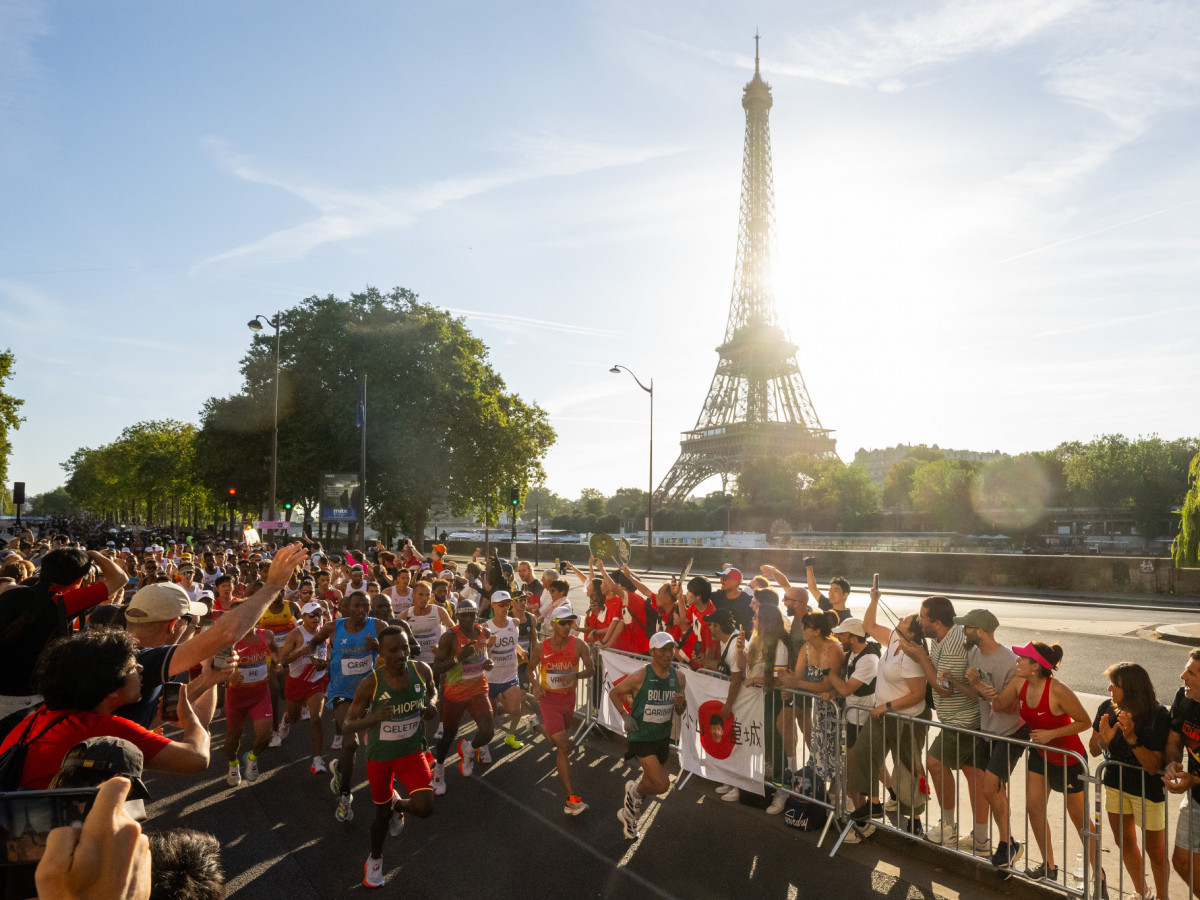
[698,700,736,759]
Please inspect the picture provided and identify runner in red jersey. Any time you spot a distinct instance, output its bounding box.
[430,598,495,794]
[529,602,595,815]
[224,627,280,787]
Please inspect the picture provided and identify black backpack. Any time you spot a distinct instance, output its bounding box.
[0,708,71,791]
[782,763,829,831]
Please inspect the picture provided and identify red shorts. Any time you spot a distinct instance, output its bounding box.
[440,692,492,728]
[226,688,272,732]
[538,691,577,737]
[367,751,434,804]
[284,674,329,703]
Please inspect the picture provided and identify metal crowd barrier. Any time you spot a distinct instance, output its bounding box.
[1092,757,1174,899]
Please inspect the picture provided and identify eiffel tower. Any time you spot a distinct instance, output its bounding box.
[656,37,837,505]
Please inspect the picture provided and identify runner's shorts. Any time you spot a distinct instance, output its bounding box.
[367,750,435,803]
[285,674,329,703]
[625,736,671,765]
[538,691,577,737]
[226,688,272,731]
[488,678,520,701]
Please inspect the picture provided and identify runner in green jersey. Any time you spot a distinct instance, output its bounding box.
[608,631,688,839]
[344,626,439,889]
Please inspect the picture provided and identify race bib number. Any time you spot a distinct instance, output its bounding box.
[272,632,288,647]
[545,669,574,691]
[462,657,487,680]
[342,655,372,677]
[380,715,420,741]
[239,662,268,684]
[644,702,673,724]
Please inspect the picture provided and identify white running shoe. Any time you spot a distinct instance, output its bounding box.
[225,762,241,787]
[434,723,443,740]
[301,707,311,721]
[458,739,474,777]
[618,806,639,840]
[331,735,343,751]
[388,791,406,837]
[721,788,740,802]
[926,822,958,845]
[715,784,734,795]
[623,780,643,820]
[244,753,260,783]
[564,794,588,816]
[310,755,327,775]
[363,855,384,889]
[432,763,446,796]
[336,793,354,823]
[329,758,341,795]
[268,732,282,749]
[765,791,787,815]
[277,721,290,741]
[476,744,492,765]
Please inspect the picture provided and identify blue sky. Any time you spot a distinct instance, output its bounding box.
[2,0,1198,502]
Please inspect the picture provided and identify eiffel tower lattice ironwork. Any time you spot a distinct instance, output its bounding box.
[656,39,837,505]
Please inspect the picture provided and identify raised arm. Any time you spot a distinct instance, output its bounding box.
[861,580,891,646]
[760,564,791,590]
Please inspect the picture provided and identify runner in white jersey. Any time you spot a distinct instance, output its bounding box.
[387,568,415,617]
[279,602,332,774]
[402,582,452,666]
[484,591,527,754]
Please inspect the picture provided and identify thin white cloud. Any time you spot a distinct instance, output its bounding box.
[1031,304,1200,339]
[195,133,681,269]
[444,307,622,339]
[0,0,48,116]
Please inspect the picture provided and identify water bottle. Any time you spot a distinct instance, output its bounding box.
[1072,852,1084,884]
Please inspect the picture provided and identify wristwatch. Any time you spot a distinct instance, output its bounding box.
[886,701,893,711]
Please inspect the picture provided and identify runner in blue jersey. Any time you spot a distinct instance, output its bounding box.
[307,591,385,822]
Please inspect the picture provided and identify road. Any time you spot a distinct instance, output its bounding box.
[139,585,1195,898]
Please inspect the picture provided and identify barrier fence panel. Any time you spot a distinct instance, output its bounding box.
[1093,757,1176,900]
[770,686,845,842]
[571,643,603,745]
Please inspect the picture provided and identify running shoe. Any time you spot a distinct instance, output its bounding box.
[564,794,588,816]
[926,822,957,845]
[458,739,474,777]
[476,744,492,765]
[301,707,311,721]
[503,734,524,750]
[842,823,875,844]
[1025,861,1057,882]
[363,855,383,889]
[388,792,406,837]
[883,787,898,812]
[336,793,354,823]
[225,762,241,788]
[277,721,290,741]
[432,763,446,796]
[991,839,1022,870]
[963,834,992,857]
[331,735,343,751]
[268,732,282,748]
[720,788,740,802]
[715,784,734,795]
[617,806,639,840]
[243,752,260,783]
[434,723,444,740]
[329,758,341,796]
[849,800,884,821]
[765,792,787,815]
[623,780,642,820]
[310,755,327,775]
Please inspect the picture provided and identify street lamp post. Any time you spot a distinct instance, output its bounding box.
[247,314,282,527]
[609,364,653,570]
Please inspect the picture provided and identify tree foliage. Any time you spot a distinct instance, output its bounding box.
[1176,449,1200,567]
[0,350,26,490]
[910,458,981,532]
[194,287,555,540]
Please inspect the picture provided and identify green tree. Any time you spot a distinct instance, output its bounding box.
[196,287,555,542]
[910,458,981,532]
[803,460,880,531]
[881,446,945,509]
[31,487,79,517]
[0,350,26,489]
[970,455,1049,531]
[576,488,606,518]
[1176,448,1200,567]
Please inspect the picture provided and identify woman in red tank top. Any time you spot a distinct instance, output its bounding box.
[994,641,1102,887]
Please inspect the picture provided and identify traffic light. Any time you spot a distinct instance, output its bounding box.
[227,488,236,504]
[510,487,519,507]
[283,502,292,511]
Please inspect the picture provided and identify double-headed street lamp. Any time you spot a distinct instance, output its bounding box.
[247,313,282,524]
[609,364,653,569]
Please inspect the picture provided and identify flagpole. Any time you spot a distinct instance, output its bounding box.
[358,375,367,554]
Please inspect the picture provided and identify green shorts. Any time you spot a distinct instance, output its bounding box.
[928,728,977,770]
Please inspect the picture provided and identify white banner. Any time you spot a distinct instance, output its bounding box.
[679,668,765,795]
[597,650,650,736]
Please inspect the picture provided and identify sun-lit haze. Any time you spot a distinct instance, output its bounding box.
[2,1,1197,501]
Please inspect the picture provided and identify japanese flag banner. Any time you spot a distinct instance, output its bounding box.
[679,668,766,795]
[598,649,650,735]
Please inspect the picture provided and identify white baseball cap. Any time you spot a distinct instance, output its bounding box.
[550,603,577,621]
[125,583,208,622]
[649,631,678,650]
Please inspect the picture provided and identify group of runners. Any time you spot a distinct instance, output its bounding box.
[171,541,690,889]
